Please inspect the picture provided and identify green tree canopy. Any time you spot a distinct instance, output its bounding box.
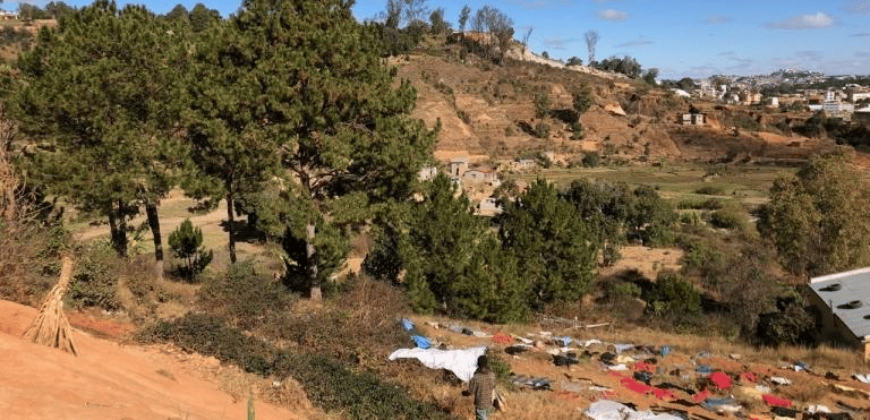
[759,151,870,277]
[498,179,597,306]
[11,1,189,274]
[367,174,527,323]
[183,0,436,295]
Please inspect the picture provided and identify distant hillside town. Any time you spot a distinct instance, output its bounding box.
[668,70,870,122]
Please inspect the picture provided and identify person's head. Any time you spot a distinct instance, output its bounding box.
[476,355,489,373]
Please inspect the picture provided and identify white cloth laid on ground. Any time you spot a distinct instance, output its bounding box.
[583,400,683,420]
[388,346,487,382]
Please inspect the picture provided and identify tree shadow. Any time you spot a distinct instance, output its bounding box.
[219,219,266,243]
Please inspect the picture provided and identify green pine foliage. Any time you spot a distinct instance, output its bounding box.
[11,1,189,258]
[498,179,597,307]
[168,219,213,281]
[645,271,701,317]
[183,0,436,282]
[368,174,528,323]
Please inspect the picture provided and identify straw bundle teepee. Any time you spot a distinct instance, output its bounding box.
[23,256,79,356]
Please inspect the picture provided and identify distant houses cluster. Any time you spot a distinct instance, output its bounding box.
[676,78,870,122]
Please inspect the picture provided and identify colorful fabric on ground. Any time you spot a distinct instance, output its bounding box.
[492,333,512,344]
[762,394,793,408]
[710,372,732,390]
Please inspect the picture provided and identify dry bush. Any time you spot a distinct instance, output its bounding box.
[0,142,63,305]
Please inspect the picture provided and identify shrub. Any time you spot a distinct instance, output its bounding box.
[140,314,455,420]
[581,151,598,167]
[572,91,593,114]
[676,198,723,210]
[68,243,122,310]
[755,294,818,347]
[488,351,513,388]
[608,281,642,300]
[708,206,749,232]
[534,91,551,118]
[534,122,550,138]
[504,125,515,136]
[645,271,700,316]
[168,219,213,281]
[572,122,585,140]
[695,186,725,195]
[680,211,702,226]
[197,259,296,331]
[456,109,472,124]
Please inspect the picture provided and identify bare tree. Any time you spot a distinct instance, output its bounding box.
[585,29,599,64]
[403,0,429,26]
[458,5,470,32]
[384,0,403,28]
[520,26,532,57]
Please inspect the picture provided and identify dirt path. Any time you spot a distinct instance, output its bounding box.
[0,299,307,420]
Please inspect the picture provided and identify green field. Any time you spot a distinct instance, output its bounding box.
[505,163,793,208]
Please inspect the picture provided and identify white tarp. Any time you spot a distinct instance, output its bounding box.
[388,346,487,382]
[583,400,683,420]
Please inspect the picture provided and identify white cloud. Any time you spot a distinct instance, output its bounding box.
[616,38,653,48]
[598,9,628,21]
[852,33,870,37]
[767,12,834,29]
[705,15,733,24]
[542,37,577,50]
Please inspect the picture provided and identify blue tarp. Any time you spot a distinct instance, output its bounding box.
[411,335,431,349]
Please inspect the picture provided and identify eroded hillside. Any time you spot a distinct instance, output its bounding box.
[393,44,837,166]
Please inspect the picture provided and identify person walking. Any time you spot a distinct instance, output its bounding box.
[465,355,496,420]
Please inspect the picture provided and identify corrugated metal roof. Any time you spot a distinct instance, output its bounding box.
[810,268,870,340]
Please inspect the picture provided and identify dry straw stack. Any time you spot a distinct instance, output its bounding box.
[23,256,79,356]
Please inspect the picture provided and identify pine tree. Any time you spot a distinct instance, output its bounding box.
[168,219,213,281]
[11,1,189,279]
[369,174,528,322]
[183,0,436,295]
[499,179,597,307]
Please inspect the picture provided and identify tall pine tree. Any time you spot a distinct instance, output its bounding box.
[11,1,189,278]
[183,0,436,294]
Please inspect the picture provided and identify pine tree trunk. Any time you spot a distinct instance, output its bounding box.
[145,202,164,280]
[226,191,237,264]
[117,199,128,258]
[307,221,321,301]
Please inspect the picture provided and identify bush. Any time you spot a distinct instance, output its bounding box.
[708,206,749,232]
[755,294,818,347]
[695,186,725,195]
[456,109,471,124]
[572,91,593,114]
[68,243,122,310]
[572,122,586,141]
[608,281,642,300]
[168,219,213,281]
[677,198,723,210]
[534,91,551,119]
[645,271,700,317]
[197,259,296,331]
[581,151,598,167]
[534,122,550,139]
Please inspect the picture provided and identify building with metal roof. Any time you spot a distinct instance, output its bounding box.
[808,267,870,359]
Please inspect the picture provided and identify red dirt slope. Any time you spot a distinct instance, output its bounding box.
[0,299,305,420]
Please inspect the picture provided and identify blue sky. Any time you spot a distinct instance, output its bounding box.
[6,0,870,78]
